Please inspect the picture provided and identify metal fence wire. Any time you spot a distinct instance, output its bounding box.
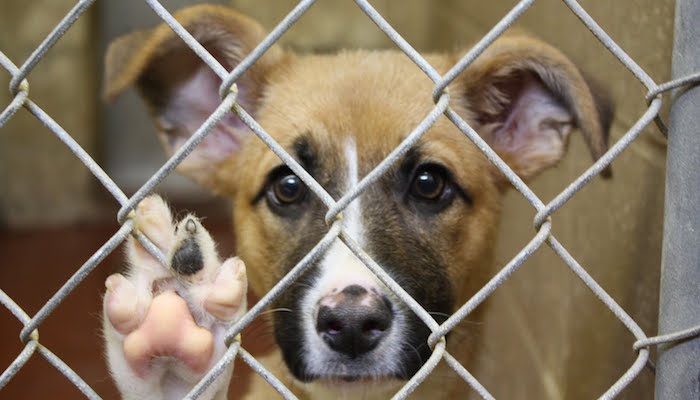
[1,0,699,399]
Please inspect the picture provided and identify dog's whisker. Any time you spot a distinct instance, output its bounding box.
[427,311,451,320]
[291,281,316,291]
[403,341,425,368]
[242,319,278,338]
[459,319,484,326]
[243,324,274,337]
[259,307,293,316]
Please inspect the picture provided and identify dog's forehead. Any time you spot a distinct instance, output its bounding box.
[261,51,444,149]
[233,49,491,200]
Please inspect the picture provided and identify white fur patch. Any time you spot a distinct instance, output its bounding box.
[315,138,370,292]
[298,139,406,378]
[343,139,363,242]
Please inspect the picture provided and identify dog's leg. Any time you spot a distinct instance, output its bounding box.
[103,195,247,400]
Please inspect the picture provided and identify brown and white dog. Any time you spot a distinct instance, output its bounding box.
[102,4,612,399]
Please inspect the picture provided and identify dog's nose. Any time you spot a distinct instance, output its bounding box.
[315,285,392,359]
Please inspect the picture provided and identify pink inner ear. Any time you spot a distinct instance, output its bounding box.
[488,81,574,175]
[157,65,252,181]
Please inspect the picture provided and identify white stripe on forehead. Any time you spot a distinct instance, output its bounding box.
[302,137,372,301]
[343,138,363,243]
[299,140,404,373]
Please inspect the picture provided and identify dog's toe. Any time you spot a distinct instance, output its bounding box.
[104,273,144,334]
[203,257,247,321]
[133,195,175,252]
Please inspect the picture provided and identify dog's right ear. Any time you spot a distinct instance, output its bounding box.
[452,36,613,184]
[104,5,284,194]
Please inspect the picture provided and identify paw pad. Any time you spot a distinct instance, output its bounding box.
[123,291,214,377]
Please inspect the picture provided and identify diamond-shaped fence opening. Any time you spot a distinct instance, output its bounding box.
[1,0,699,399]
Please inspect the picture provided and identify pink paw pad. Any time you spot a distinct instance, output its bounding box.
[123,291,214,378]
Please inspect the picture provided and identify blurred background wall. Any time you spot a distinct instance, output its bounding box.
[0,0,674,399]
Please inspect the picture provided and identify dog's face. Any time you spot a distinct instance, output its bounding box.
[105,4,611,389]
[231,52,505,381]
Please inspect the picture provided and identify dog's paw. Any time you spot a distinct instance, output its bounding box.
[103,195,247,400]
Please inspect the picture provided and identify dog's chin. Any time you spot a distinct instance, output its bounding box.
[305,374,405,398]
[309,372,405,384]
[291,355,414,384]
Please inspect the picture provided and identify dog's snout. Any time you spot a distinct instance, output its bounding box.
[315,285,392,359]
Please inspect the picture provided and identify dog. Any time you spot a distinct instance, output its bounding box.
[102,4,612,399]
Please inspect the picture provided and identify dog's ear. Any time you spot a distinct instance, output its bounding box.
[104,5,284,194]
[454,36,613,183]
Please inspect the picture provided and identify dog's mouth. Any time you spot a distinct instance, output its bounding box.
[317,375,385,383]
[338,375,370,383]
[288,331,428,384]
[306,370,406,383]
[298,373,405,400]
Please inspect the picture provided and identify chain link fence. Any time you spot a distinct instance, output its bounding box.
[1,0,699,399]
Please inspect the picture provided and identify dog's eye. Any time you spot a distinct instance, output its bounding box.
[410,165,447,201]
[272,173,306,205]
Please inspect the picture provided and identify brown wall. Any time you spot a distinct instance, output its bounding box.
[0,1,102,227]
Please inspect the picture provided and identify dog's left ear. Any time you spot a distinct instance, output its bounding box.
[103,5,284,195]
[453,36,613,183]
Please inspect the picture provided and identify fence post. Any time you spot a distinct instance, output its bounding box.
[656,0,700,399]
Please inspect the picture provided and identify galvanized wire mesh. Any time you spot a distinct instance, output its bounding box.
[1,0,699,399]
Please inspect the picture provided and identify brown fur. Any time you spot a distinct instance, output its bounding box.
[104,4,612,399]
